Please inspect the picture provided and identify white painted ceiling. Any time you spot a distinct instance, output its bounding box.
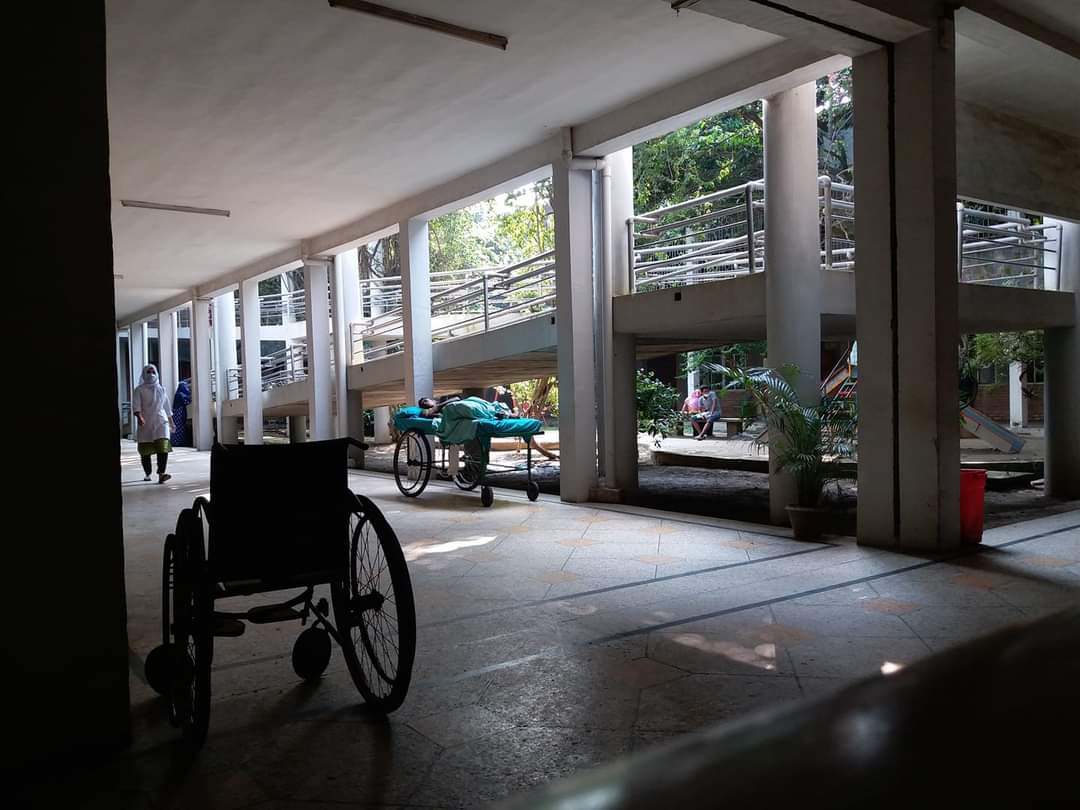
[107,0,782,319]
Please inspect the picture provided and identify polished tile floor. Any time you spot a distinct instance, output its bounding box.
[69,445,1080,808]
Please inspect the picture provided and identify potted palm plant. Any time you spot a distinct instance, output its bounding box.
[706,363,856,539]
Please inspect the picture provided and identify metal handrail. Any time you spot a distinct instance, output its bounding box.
[629,178,1059,292]
[350,249,556,363]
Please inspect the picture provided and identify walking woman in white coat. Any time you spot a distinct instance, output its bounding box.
[133,364,174,483]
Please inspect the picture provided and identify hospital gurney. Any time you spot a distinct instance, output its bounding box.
[392,406,544,506]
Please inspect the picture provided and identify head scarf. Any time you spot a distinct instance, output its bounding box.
[139,363,161,388]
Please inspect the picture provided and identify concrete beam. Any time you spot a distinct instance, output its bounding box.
[683,0,927,55]
[959,286,1075,332]
[574,41,848,156]
[962,0,1080,60]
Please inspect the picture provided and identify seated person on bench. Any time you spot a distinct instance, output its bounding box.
[692,384,722,440]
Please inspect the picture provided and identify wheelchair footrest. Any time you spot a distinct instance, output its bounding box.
[213,616,246,637]
[246,604,303,624]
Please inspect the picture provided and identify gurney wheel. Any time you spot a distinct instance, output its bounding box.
[394,429,431,497]
[454,455,481,491]
[481,486,494,508]
[334,494,416,713]
[526,482,540,502]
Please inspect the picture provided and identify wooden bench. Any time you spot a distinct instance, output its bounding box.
[686,416,745,437]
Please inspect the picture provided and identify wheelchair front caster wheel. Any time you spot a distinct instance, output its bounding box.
[293,627,332,680]
[481,486,494,508]
[526,482,540,501]
[144,643,175,695]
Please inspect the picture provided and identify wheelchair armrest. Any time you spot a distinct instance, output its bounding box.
[347,437,369,452]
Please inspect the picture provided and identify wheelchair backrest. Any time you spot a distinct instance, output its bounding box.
[209,439,350,585]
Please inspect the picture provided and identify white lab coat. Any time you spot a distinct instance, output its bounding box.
[133,382,172,443]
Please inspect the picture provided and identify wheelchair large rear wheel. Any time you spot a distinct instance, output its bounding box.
[171,508,213,746]
[144,534,177,697]
[333,494,416,713]
[394,429,431,497]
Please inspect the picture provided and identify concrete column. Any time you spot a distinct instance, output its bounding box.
[1044,219,1080,499]
[553,157,599,502]
[374,405,392,444]
[400,219,433,406]
[605,148,639,497]
[1008,361,1027,428]
[1044,218,1064,291]
[213,291,240,443]
[763,81,823,524]
[129,320,146,436]
[289,415,308,444]
[157,310,178,400]
[305,260,334,440]
[116,330,128,435]
[853,26,961,550]
[332,250,361,438]
[239,277,263,444]
[347,390,365,467]
[190,300,214,450]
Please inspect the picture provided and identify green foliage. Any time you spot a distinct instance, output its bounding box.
[634,106,763,215]
[429,208,497,275]
[684,341,767,374]
[817,68,853,182]
[632,69,854,217]
[493,178,554,259]
[970,332,1044,367]
[706,363,856,507]
[510,376,558,419]
[635,370,681,447]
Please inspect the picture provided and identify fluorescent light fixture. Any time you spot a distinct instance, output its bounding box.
[328,1,508,50]
[120,200,230,217]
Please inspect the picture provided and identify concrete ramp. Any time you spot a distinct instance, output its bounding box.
[961,406,1025,453]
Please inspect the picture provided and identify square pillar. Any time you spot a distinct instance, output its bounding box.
[400,219,433,406]
[157,310,178,400]
[190,299,214,450]
[239,277,263,444]
[305,260,334,441]
[347,389,365,468]
[604,148,639,497]
[853,25,960,550]
[128,320,146,438]
[763,81,824,524]
[332,250,361,438]
[1044,220,1080,499]
[1008,361,1027,428]
[213,291,240,443]
[116,330,129,435]
[553,158,598,502]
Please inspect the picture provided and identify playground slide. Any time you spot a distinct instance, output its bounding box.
[961,406,1025,453]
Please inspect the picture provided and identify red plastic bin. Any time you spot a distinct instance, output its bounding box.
[960,469,987,544]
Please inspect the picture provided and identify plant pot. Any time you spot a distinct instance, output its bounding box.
[785,505,828,540]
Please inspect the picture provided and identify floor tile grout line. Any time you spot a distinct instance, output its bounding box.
[588,524,1080,644]
[418,545,831,630]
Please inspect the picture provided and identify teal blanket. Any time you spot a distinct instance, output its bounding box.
[433,397,508,444]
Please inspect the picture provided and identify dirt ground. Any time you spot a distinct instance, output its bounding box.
[360,439,1076,533]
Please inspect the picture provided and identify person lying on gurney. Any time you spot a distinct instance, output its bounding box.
[418,395,509,420]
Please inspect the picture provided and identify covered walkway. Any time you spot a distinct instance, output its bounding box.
[77,443,1079,808]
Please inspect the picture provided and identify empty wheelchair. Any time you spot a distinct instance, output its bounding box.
[144,438,416,746]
